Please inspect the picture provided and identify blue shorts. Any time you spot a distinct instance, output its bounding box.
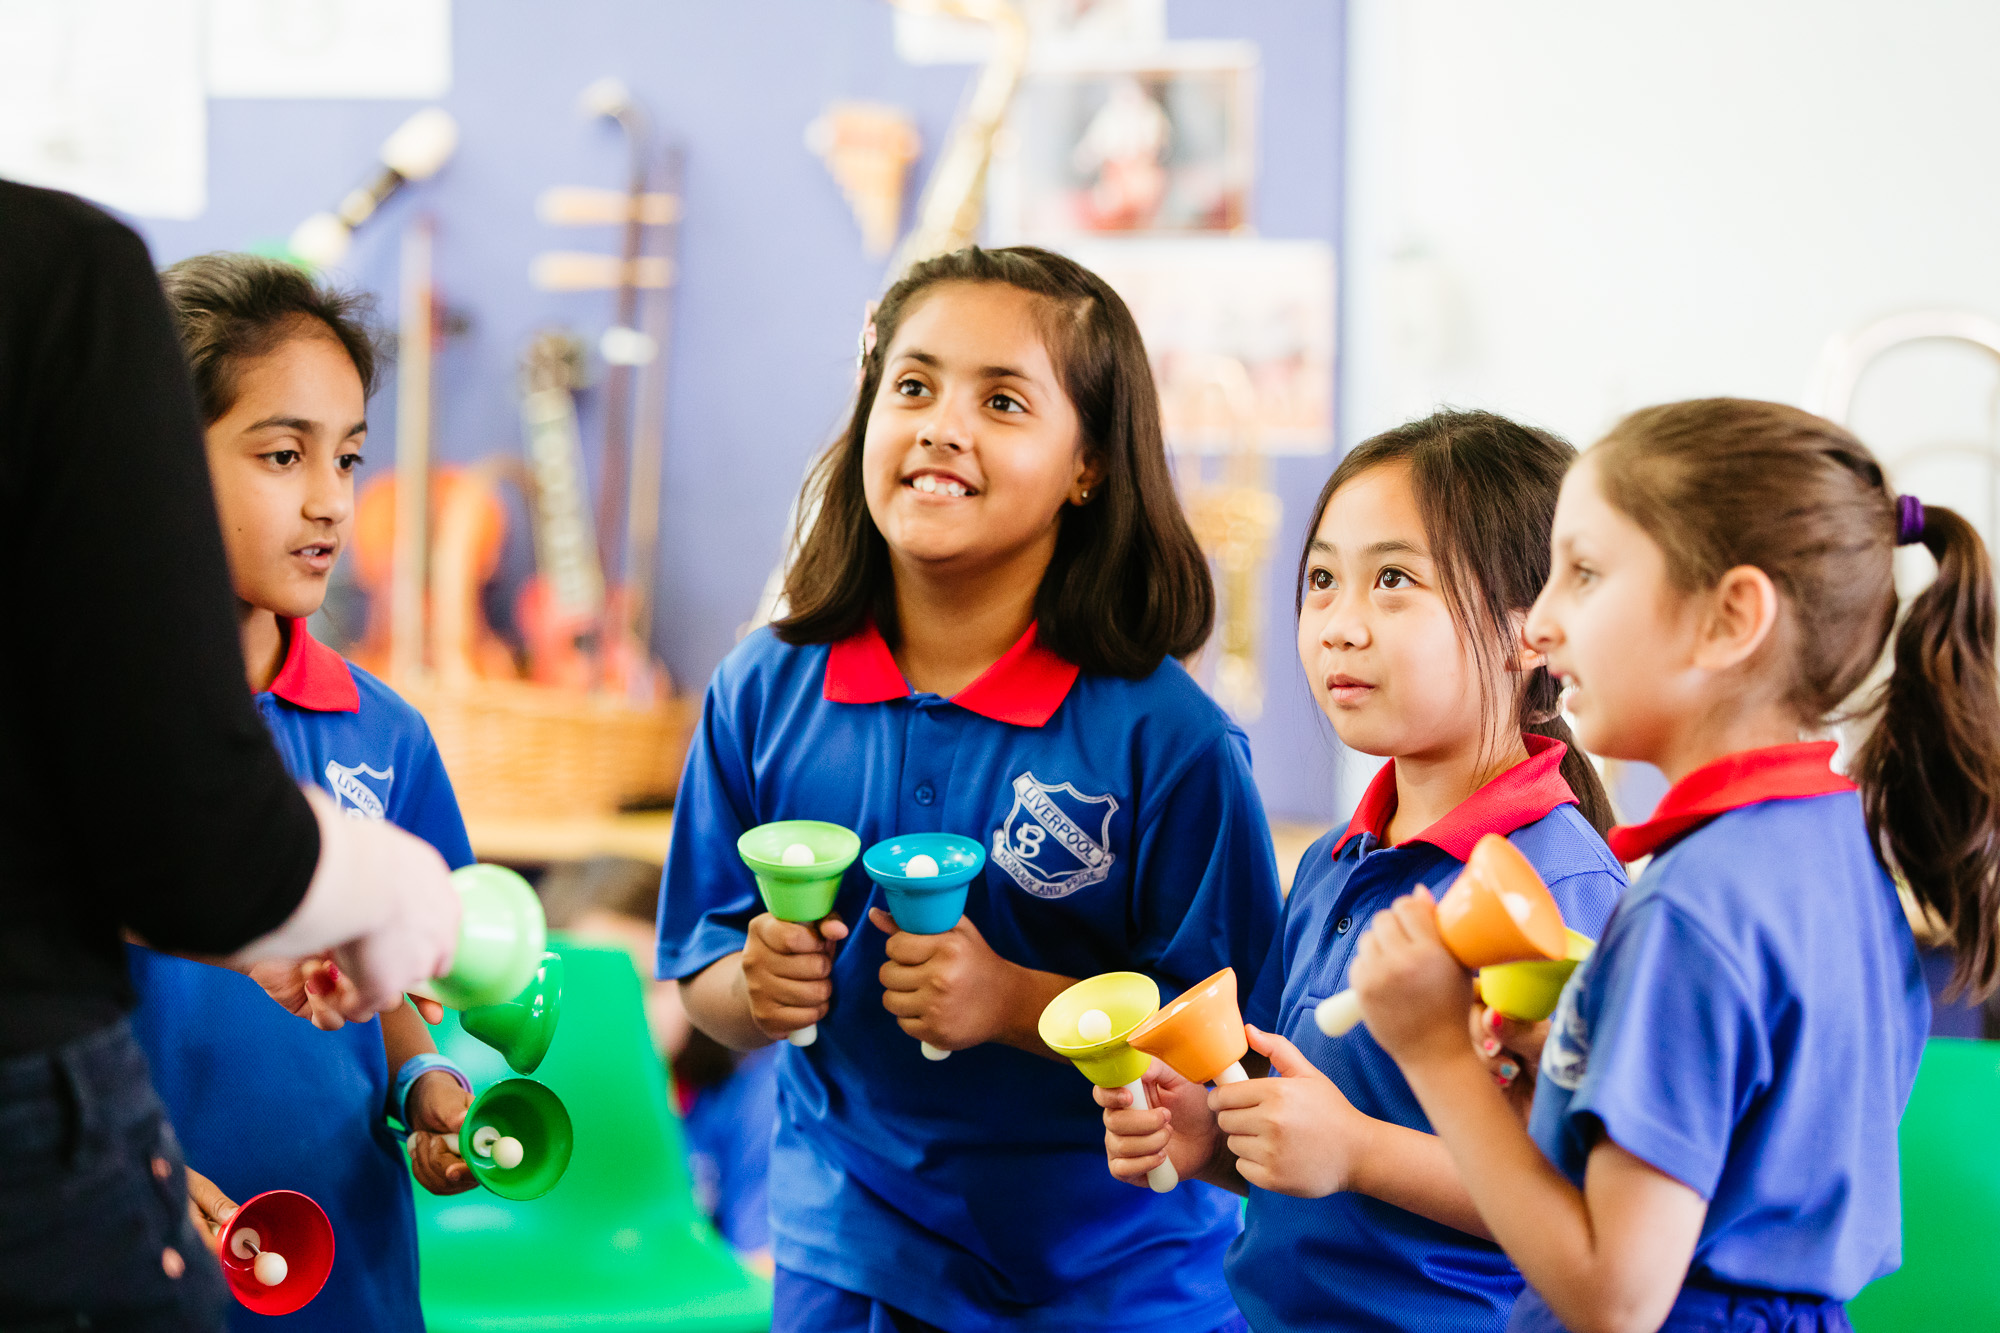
[773,1268,1251,1333]
[1511,1282,1851,1333]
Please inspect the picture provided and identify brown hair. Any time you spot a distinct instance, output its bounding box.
[159,252,380,424]
[773,245,1213,677]
[1296,410,1617,833]
[1593,398,2000,998]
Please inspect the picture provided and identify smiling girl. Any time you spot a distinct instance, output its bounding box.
[658,246,1282,1333]
[128,253,479,1333]
[1353,399,1998,1333]
[1100,412,1627,1332]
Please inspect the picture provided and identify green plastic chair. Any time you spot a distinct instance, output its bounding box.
[1849,1038,2000,1331]
[415,942,771,1331]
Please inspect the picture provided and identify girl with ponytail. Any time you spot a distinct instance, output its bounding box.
[1353,398,1982,1333]
[1099,410,1628,1332]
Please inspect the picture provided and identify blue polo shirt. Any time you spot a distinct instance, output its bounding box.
[130,621,473,1333]
[657,622,1282,1333]
[1524,742,1927,1317]
[1229,736,1626,1333]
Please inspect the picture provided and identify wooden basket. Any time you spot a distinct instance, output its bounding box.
[402,677,697,821]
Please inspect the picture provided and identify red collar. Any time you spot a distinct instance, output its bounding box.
[1331,733,1578,861]
[267,618,360,713]
[822,620,1080,728]
[1606,740,1852,861]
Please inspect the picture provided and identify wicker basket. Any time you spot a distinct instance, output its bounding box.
[402,677,697,821]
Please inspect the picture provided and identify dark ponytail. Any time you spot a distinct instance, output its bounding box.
[1296,410,1617,835]
[1855,504,2000,998]
[1595,398,2000,999]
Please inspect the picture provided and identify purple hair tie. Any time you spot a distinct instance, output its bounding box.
[1896,494,1926,546]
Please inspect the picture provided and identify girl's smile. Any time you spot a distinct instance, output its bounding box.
[863,281,1093,574]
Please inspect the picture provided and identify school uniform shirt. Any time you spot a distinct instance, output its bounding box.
[1523,742,1928,1318]
[1230,735,1627,1333]
[682,1044,778,1256]
[657,622,1283,1333]
[130,621,474,1333]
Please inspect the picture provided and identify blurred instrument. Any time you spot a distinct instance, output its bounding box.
[887,0,1028,269]
[390,218,436,685]
[1180,359,1281,721]
[578,76,653,595]
[350,469,516,685]
[808,102,922,257]
[290,109,459,270]
[514,331,606,691]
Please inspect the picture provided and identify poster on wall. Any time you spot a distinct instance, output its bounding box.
[1063,237,1335,455]
[895,0,1165,67]
[0,0,207,219]
[990,43,1255,240]
[207,0,452,98]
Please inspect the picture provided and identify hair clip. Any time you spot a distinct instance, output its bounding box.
[1896,493,1926,547]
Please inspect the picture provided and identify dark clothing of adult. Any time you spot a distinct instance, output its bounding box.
[0,182,322,1330]
[0,181,319,1056]
[0,1021,228,1330]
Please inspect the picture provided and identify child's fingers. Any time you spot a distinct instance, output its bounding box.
[817,913,849,943]
[410,995,445,1025]
[1104,1096,1168,1136]
[1245,1024,1319,1080]
[755,947,835,982]
[867,907,898,937]
[750,974,833,1013]
[879,985,924,1020]
[877,957,927,995]
[880,927,941,967]
[182,1166,237,1241]
[749,914,827,957]
[1092,1084,1131,1111]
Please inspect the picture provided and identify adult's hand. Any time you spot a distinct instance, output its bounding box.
[230,790,460,1020]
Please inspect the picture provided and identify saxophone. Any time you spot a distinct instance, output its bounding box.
[888,0,1030,271]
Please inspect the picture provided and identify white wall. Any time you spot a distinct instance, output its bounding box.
[1342,0,2000,535]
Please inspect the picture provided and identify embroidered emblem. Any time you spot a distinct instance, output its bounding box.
[1540,971,1591,1091]
[324,760,393,820]
[991,771,1118,899]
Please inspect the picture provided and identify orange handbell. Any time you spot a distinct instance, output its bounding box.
[1316,833,1567,1037]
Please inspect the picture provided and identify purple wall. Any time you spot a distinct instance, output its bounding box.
[134,0,1347,823]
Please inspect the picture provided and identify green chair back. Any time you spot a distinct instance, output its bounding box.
[1850,1038,2000,1331]
[415,942,770,1331]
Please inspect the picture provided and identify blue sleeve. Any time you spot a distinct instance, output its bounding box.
[1557,896,1767,1198]
[1544,867,1625,941]
[391,726,475,870]
[656,669,762,981]
[1127,727,1283,997]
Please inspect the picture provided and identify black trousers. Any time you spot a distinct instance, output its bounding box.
[0,1021,226,1332]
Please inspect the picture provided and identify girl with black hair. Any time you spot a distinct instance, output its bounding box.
[1101,410,1627,1332]
[659,246,1282,1333]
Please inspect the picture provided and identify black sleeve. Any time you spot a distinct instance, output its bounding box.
[0,183,319,959]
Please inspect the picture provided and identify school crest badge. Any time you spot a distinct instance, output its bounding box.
[1540,973,1591,1091]
[324,759,393,820]
[991,771,1118,899]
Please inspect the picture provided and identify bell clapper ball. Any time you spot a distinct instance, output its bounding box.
[230,1226,289,1288]
[472,1124,526,1168]
[781,842,816,867]
[1077,1008,1113,1043]
[904,853,941,877]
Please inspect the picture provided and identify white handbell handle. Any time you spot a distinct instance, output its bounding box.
[1121,1078,1179,1192]
[1315,989,1363,1037]
[920,1041,950,1061]
[1214,1062,1250,1084]
[789,1024,818,1047]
